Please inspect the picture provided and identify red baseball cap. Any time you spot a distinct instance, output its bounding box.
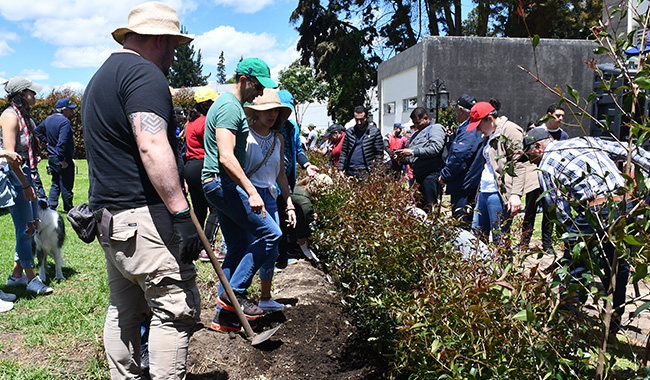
[466,102,496,131]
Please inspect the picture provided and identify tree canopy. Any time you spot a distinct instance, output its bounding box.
[216,51,227,84]
[279,64,329,127]
[290,0,602,121]
[167,27,210,88]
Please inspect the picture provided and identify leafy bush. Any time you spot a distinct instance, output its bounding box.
[311,164,591,379]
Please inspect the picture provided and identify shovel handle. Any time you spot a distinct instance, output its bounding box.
[188,207,255,338]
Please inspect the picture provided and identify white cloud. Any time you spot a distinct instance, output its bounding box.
[0,31,18,57]
[19,69,49,81]
[52,45,115,68]
[32,16,115,47]
[54,81,86,92]
[194,26,299,80]
[210,0,274,14]
[0,40,14,57]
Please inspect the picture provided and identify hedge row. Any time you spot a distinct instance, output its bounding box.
[0,88,198,160]
[308,160,598,379]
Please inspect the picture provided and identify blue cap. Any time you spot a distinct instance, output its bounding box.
[277,89,294,113]
[55,98,77,109]
[393,122,403,129]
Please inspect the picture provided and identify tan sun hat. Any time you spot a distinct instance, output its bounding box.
[244,88,292,122]
[112,2,194,46]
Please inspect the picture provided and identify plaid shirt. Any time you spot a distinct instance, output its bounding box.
[538,137,650,222]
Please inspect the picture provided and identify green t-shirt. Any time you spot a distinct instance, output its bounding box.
[202,92,249,180]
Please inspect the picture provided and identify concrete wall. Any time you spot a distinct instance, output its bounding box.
[378,36,599,137]
[381,67,418,130]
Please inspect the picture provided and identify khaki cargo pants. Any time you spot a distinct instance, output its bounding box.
[98,204,201,379]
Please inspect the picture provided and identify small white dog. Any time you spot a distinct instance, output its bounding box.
[34,200,66,281]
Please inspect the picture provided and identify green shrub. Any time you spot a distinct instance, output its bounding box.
[311,164,590,379]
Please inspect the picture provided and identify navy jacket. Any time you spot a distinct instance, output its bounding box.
[36,112,75,163]
[439,119,484,193]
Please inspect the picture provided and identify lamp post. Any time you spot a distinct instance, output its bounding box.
[425,79,450,123]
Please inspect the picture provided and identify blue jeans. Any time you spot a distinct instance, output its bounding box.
[254,187,281,280]
[472,191,512,250]
[48,159,74,212]
[7,165,38,269]
[203,175,282,295]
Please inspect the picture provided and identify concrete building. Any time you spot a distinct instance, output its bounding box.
[377,36,598,137]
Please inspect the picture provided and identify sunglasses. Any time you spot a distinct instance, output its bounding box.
[246,75,263,91]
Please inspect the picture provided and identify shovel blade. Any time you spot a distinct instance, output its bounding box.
[251,325,281,346]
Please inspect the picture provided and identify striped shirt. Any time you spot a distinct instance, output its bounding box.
[538,137,650,222]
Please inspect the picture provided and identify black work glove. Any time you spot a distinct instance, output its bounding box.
[172,209,201,264]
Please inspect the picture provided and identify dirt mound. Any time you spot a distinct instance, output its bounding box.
[186,260,386,379]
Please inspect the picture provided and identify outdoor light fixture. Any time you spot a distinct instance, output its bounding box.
[425,79,450,123]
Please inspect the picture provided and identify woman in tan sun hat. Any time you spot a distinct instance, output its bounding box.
[243,88,297,312]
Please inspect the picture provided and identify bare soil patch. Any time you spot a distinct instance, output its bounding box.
[186,260,386,380]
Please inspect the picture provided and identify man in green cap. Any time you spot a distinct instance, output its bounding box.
[201,57,280,331]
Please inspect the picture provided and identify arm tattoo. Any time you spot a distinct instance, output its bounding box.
[128,112,166,137]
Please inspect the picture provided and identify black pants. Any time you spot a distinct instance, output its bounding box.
[521,187,554,252]
[415,171,441,212]
[184,158,219,244]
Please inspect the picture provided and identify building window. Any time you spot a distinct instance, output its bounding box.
[403,98,417,110]
[384,102,395,115]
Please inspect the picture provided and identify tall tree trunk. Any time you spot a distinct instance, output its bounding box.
[424,0,440,35]
[477,0,490,36]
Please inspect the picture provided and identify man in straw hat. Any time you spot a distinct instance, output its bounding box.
[82,2,201,378]
[202,57,277,328]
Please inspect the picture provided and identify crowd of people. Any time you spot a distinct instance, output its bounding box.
[0,1,646,378]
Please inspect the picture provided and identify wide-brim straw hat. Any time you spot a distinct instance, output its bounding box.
[244,88,292,122]
[112,2,194,46]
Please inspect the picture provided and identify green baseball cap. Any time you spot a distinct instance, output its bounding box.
[237,58,277,89]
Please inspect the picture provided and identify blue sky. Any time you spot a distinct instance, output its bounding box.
[0,0,302,95]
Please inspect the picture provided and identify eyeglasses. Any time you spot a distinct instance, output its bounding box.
[245,75,263,91]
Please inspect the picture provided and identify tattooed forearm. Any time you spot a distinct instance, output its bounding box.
[128,112,166,137]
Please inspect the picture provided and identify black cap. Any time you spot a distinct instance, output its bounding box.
[453,94,477,110]
[323,124,345,137]
[523,127,550,151]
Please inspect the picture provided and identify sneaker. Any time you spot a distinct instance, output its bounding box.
[216,292,263,318]
[198,250,210,262]
[26,276,53,295]
[258,298,290,311]
[140,342,150,371]
[0,299,13,313]
[210,310,258,333]
[0,289,17,302]
[6,274,28,287]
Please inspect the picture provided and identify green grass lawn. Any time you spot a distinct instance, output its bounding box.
[0,160,111,379]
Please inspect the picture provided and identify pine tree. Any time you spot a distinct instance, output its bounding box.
[167,26,210,88]
[216,51,227,84]
[227,56,243,83]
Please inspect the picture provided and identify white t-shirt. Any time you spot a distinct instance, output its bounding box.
[245,129,282,199]
[479,134,498,193]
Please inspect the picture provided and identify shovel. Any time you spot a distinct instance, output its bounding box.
[189,208,280,345]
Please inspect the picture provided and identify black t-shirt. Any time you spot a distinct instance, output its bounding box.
[83,52,181,211]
